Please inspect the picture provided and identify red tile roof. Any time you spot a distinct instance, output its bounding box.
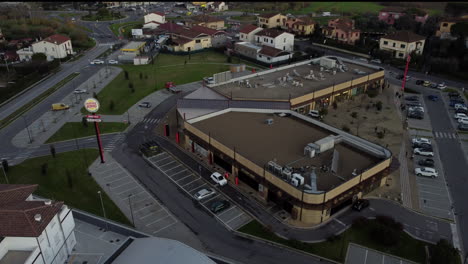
[240,24,260,34]
[382,31,426,43]
[151,11,165,16]
[159,22,185,32]
[294,17,315,26]
[0,184,64,237]
[191,14,223,23]
[255,28,287,38]
[191,25,225,36]
[258,45,289,57]
[144,20,162,25]
[171,36,193,45]
[42,34,70,45]
[258,13,281,19]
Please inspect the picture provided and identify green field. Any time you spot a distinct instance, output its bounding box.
[289,2,384,15]
[84,51,264,115]
[239,220,430,263]
[46,122,129,143]
[0,149,131,226]
[109,21,143,37]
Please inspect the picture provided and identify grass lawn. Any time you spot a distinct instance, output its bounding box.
[231,15,257,21]
[0,149,131,226]
[58,12,82,18]
[289,2,384,15]
[239,220,429,263]
[46,122,129,143]
[82,14,125,22]
[312,15,343,26]
[84,51,263,115]
[109,21,143,37]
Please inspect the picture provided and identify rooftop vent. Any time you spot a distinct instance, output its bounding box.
[34,214,42,222]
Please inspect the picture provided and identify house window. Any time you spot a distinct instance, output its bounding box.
[271,40,273,44]
[443,23,448,27]
[284,38,286,43]
[383,41,388,45]
[399,53,404,57]
[264,38,267,42]
[283,46,285,50]
[241,34,244,38]
[277,19,280,22]
[392,43,396,47]
[341,33,344,38]
[259,55,262,58]
[196,39,201,43]
[267,57,271,60]
[400,44,406,48]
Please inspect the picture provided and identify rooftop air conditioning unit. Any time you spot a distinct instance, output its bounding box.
[304,145,316,158]
[291,173,304,187]
[34,214,42,222]
[274,163,283,175]
[282,167,292,181]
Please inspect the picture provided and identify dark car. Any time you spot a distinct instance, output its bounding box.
[408,112,424,119]
[416,80,424,85]
[456,108,468,115]
[430,83,438,89]
[450,100,465,107]
[352,199,370,212]
[413,142,432,150]
[418,158,435,167]
[396,74,404,80]
[210,200,230,213]
[449,92,460,97]
[138,102,152,108]
[405,96,419,101]
[428,95,438,101]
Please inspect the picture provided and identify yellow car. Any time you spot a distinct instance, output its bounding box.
[51,103,70,111]
[423,81,431,87]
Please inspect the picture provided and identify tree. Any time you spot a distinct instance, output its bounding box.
[419,16,440,37]
[50,145,56,158]
[82,116,88,127]
[128,82,133,89]
[32,53,47,62]
[451,22,468,38]
[93,92,98,100]
[430,239,460,264]
[394,15,417,31]
[66,169,73,189]
[124,70,129,80]
[1,159,9,173]
[97,8,110,18]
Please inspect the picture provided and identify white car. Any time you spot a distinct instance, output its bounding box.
[308,110,320,118]
[356,58,368,63]
[413,148,434,157]
[91,59,104,65]
[437,83,447,90]
[210,172,227,186]
[73,89,87,94]
[455,104,468,111]
[193,188,216,200]
[370,59,382,64]
[408,106,424,113]
[108,60,119,64]
[458,117,468,124]
[412,137,431,145]
[203,77,215,84]
[415,167,438,178]
[454,113,468,120]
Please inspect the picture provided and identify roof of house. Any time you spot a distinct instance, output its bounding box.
[294,17,316,26]
[382,30,426,43]
[173,27,208,39]
[191,25,225,36]
[258,13,281,19]
[150,11,165,16]
[191,14,223,23]
[255,28,287,38]
[42,34,71,45]
[239,24,260,34]
[144,20,162,25]
[258,45,289,57]
[171,36,193,45]
[0,184,63,237]
[159,22,185,32]
[328,18,359,33]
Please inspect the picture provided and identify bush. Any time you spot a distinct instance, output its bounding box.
[319,108,328,116]
[93,92,98,100]
[366,88,379,98]
[326,234,340,242]
[376,101,383,111]
[81,116,88,127]
[2,159,9,172]
[342,125,350,132]
[128,82,133,89]
[227,56,232,63]
[375,215,403,231]
[41,163,48,175]
[430,239,460,264]
[350,112,358,118]
[32,53,47,62]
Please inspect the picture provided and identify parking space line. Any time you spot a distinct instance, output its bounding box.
[106,175,130,184]
[146,215,171,227]
[152,220,178,234]
[420,197,450,204]
[182,178,200,188]
[139,208,164,219]
[134,203,156,213]
[187,183,208,194]
[163,164,183,172]
[225,212,245,224]
[422,204,451,213]
[131,190,147,197]
[117,186,141,195]
[217,205,237,217]
[153,156,172,163]
[202,194,220,204]
[419,190,451,197]
[159,160,177,168]
[169,169,187,177]
[110,180,133,189]
[151,152,168,159]
[176,174,193,183]
[131,194,150,204]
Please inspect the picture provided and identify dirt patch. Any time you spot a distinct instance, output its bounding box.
[322,85,404,202]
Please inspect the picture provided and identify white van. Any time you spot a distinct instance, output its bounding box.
[308,110,320,118]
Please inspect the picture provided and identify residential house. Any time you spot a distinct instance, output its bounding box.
[256,45,292,64]
[0,184,76,264]
[322,18,360,45]
[254,28,294,51]
[379,31,426,58]
[161,23,212,52]
[239,24,262,42]
[29,34,74,61]
[143,21,163,29]
[234,42,262,60]
[207,2,228,12]
[257,13,287,29]
[436,16,468,40]
[285,16,316,36]
[188,15,225,30]
[144,12,165,24]
[378,7,428,25]
[191,25,227,47]
[16,47,34,61]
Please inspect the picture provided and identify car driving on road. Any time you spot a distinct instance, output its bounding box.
[352,199,370,212]
[108,60,119,64]
[415,167,438,178]
[91,59,104,65]
[138,102,152,108]
[73,89,87,94]
[210,172,227,186]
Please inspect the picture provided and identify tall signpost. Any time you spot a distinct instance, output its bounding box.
[84,98,105,163]
[401,54,411,92]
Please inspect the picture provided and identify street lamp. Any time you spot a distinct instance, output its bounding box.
[97,191,109,231]
[128,194,135,226]
[22,115,33,143]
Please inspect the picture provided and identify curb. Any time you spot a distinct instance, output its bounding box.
[44,131,123,145]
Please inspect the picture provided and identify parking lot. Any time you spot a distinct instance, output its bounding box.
[410,137,454,220]
[345,243,417,264]
[439,91,467,133]
[405,93,433,131]
[147,152,252,231]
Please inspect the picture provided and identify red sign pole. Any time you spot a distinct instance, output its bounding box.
[93,113,105,163]
[401,54,411,92]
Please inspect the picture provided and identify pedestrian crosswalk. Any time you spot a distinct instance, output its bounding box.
[104,133,125,152]
[141,118,160,124]
[433,131,457,139]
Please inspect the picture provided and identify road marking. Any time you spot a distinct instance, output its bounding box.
[117,186,141,195]
[217,205,237,217]
[152,220,178,234]
[169,169,188,178]
[182,178,200,188]
[225,212,245,224]
[334,218,346,227]
[146,215,171,227]
[163,164,183,173]
[109,180,134,189]
[202,194,220,204]
[139,208,164,219]
[421,204,451,213]
[176,174,194,183]
[187,183,208,194]
[419,190,452,197]
[159,160,177,167]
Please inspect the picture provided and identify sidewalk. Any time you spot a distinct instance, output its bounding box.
[11,67,122,149]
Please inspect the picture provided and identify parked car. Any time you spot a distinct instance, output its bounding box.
[407,101,422,107]
[210,200,230,213]
[370,59,381,64]
[352,199,370,212]
[308,110,320,118]
[458,117,468,124]
[427,95,438,101]
[409,106,424,113]
[412,137,432,145]
[396,74,404,80]
[413,142,432,150]
[73,89,87,94]
[91,59,104,65]
[108,60,119,64]
[456,108,468,115]
[418,158,435,167]
[449,92,460,98]
[430,83,438,89]
[138,102,152,108]
[423,80,431,87]
[210,172,227,186]
[414,148,434,157]
[415,167,438,178]
[405,96,419,101]
[455,104,468,111]
[454,113,468,120]
[416,80,424,85]
[193,188,216,201]
[408,111,424,119]
[203,77,215,84]
[437,83,447,90]
[459,123,468,131]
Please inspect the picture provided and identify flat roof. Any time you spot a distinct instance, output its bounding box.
[0,250,33,264]
[121,41,146,51]
[211,57,381,100]
[191,111,383,192]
